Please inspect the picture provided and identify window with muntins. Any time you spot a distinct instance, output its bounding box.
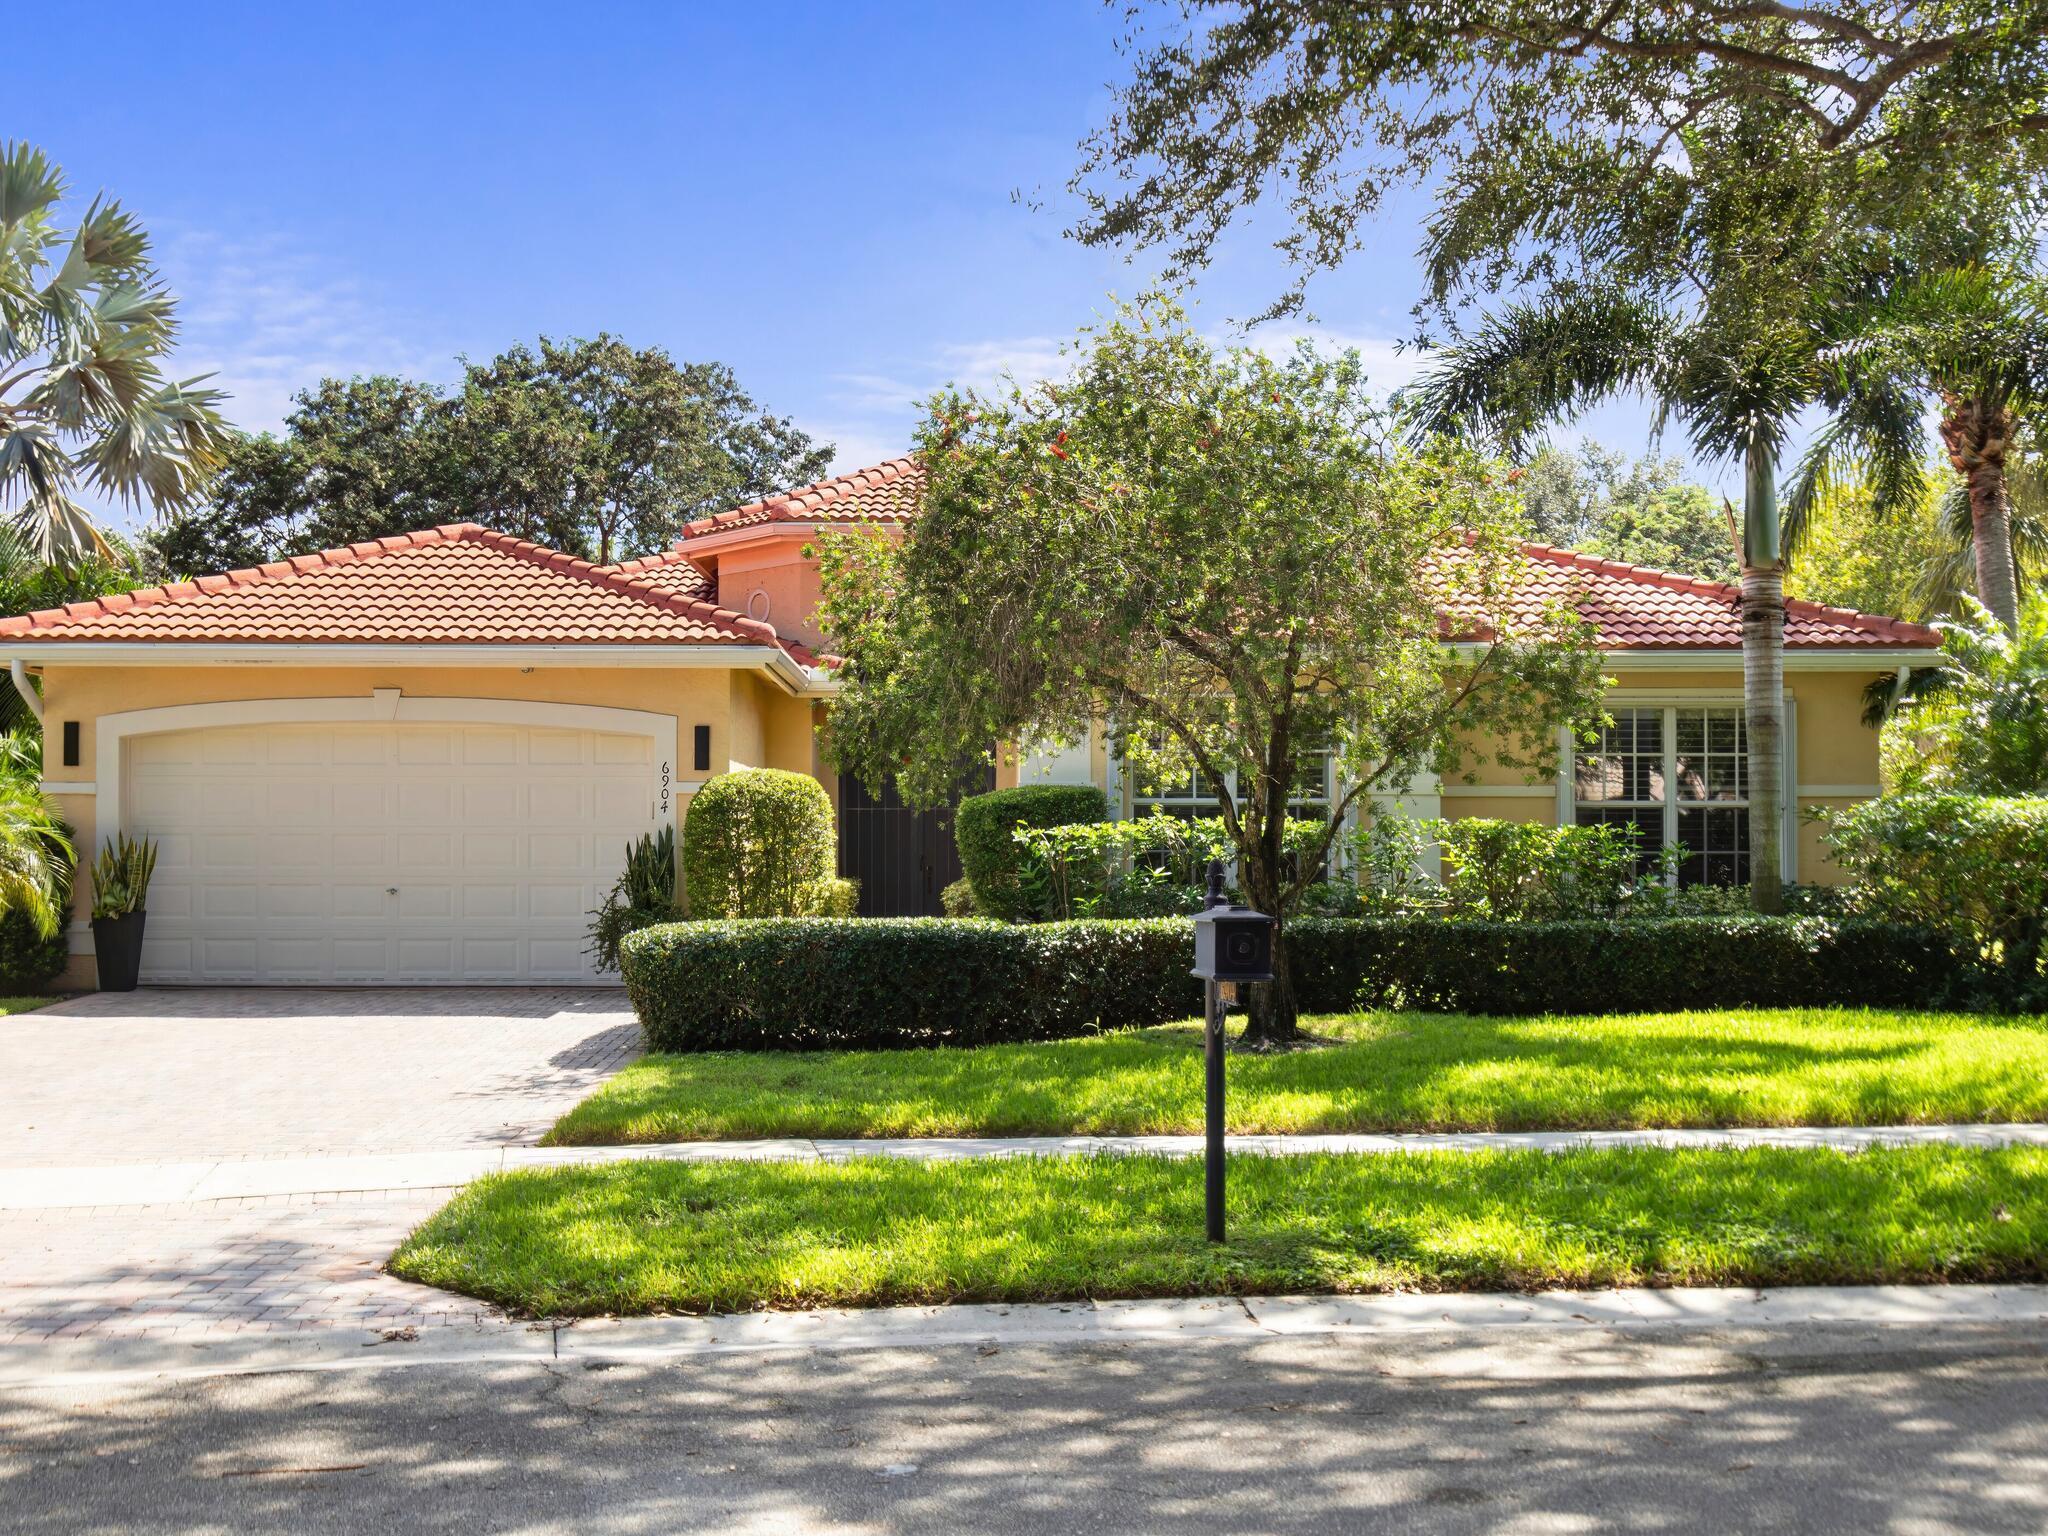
[1573,705,1750,886]
[1125,739,1340,879]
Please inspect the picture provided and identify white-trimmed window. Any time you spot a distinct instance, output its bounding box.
[1124,738,1339,877]
[1572,705,1750,886]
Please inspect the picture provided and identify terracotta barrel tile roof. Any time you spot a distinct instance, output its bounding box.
[597,547,717,600]
[679,456,925,540]
[1505,542,1942,649]
[0,524,788,650]
[0,458,1942,658]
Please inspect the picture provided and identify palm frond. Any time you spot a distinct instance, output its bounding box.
[1409,288,1673,456]
[0,142,64,230]
[0,783,72,939]
[77,375,233,512]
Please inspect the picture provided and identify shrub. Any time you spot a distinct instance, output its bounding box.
[1819,793,2048,998]
[620,914,1964,1051]
[1430,817,1674,921]
[0,904,67,991]
[588,827,681,974]
[1286,916,1955,1015]
[1887,594,2048,795]
[1009,811,1332,920]
[622,917,1199,1050]
[682,769,837,919]
[793,877,860,917]
[941,877,977,917]
[954,784,1107,920]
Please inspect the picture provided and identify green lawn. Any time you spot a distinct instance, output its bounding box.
[546,1008,2048,1145]
[0,995,54,1016]
[389,1144,2048,1316]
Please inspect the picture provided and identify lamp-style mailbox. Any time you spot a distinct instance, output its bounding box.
[1191,899,1276,984]
[1189,862,1275,1244]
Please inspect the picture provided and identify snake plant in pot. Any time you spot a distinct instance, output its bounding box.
[90,833,157,991]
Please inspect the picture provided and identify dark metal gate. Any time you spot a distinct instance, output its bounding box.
[837,765,994,917]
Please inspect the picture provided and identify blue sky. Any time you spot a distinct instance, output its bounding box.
[22,0,1710,532]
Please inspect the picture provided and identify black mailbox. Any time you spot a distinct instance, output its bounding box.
[1191,896,1275,983]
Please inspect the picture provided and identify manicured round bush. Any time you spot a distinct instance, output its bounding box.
[682,769,838,919]
[954,783,1108,921]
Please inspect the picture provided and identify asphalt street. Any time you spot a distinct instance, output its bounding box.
[7,1320,2046,1534]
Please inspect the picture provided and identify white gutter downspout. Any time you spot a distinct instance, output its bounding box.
[8,660,41,723]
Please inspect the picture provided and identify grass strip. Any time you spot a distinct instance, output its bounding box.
[545,1008,2048,1145]
[389,1144,2048,1316]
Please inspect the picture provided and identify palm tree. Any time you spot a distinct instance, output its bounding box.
[1789,267,2048,633]
[0,142,234,562]
[1911,452,2046,621]
[1412,285,1816,913]
[0,782,71,939]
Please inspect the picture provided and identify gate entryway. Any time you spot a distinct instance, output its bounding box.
[837,765,994,917]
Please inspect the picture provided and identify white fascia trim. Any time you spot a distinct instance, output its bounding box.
[4,640,827,698]
[0,642,791,671]
[95,694,681,851]
[1601,647,1940,672]
[39,781,95,796]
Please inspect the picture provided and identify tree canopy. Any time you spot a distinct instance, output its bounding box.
[814,297,1607,1041]
[146,337,831,574]
[1072,1,2048,323]
[1522,442,1735,582]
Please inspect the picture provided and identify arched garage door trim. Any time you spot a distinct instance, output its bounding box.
[98,691,680,851]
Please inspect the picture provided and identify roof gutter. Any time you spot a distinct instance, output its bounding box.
[8,659,41,723]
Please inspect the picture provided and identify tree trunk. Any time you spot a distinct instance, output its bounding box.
[1241,915,1299,1049]
[1741,441,1785,915]
[1940,394,2020,632]
[1235,833,1301,1048]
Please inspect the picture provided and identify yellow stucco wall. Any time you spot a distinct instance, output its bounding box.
[1439,664,1891,883]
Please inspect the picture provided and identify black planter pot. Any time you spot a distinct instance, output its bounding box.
[91,911,147,993]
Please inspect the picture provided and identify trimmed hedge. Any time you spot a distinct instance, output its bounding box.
[620,914,1965,1052]
[954,783,1108,921]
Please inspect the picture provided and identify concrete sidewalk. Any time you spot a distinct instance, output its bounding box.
[8,1120,2048,1210]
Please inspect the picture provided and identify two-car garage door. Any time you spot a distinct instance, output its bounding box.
[127,722,657,984]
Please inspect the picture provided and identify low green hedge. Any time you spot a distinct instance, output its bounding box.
[619,915,1964,1052]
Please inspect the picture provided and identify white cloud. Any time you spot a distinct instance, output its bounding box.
[1233,324,1433,395]
[154,227,454,436]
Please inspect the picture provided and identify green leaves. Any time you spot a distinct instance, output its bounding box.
[818,297,1609,1022]
[1889,592,2048,795]
[0,142,233,562]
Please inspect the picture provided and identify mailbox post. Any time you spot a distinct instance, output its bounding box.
[1189,860,1275,1243]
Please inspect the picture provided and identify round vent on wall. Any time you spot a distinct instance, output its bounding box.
[746,589,772,623]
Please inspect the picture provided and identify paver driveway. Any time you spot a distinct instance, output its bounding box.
[0,988,640,1342]
[1,987,639,1167]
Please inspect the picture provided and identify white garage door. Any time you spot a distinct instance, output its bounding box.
[126,721,658,984]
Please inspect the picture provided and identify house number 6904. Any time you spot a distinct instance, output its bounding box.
[659,761,671,816]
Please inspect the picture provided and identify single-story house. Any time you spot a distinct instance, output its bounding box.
[0,455,1942,988]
